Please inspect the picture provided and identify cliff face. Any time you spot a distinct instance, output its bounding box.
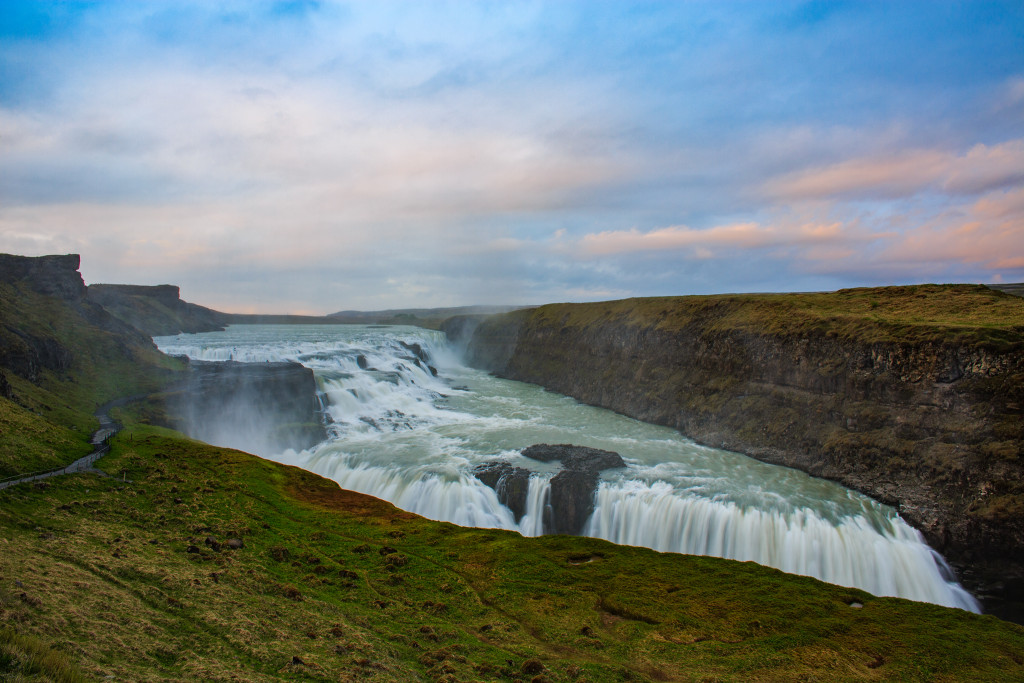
[0,253,86,300]
[87,284,228,337]
[0,254,183,476]
[461,286,1024,616]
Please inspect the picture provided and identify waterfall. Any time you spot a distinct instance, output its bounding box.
[155,324,981,612]
[584,480,978,610]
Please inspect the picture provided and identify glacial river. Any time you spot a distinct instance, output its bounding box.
[155,324,979,611]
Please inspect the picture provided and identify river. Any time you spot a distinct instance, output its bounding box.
[155,323,979,611]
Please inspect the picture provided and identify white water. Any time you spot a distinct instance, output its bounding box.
[156,324,979,611]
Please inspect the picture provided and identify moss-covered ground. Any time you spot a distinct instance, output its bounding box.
[1,418,1023,682]
[525,284,1024,350]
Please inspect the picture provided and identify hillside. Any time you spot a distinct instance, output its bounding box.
[87,284,229,337]
[461,285,1024,620]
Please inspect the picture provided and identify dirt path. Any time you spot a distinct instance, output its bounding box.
[0,395,143,491]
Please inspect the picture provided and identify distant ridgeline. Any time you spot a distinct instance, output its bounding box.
[457,285,1024,620]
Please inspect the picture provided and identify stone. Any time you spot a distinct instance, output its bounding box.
[473,462,532,522]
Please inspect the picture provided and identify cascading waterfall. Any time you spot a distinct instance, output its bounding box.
[156,324,980,612]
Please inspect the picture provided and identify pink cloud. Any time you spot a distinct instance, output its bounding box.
[577,221,850,256]
[766,139,1024,201]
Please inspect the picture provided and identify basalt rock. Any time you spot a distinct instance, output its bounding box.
[88,283,228,336]
[0,253,86,300]
[475,444,626,534]
[521,444,626,472]
[473,462,532,522]
[524,445,626,535]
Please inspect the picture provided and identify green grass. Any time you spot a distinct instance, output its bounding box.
[0,396,92,479]
[1,423,1022,681]
[526,284,1024,349]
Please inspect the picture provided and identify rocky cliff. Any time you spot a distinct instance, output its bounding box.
[88,283,228,337]
[460,285,1024,618]
[0,253,86,300]
[0,254,163,388]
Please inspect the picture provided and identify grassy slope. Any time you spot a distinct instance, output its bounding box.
[1,419,1022,682]
[0,282,180,478]
[526,285,1024,349]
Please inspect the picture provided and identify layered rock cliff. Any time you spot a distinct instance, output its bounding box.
[87,283,228,336]
[460,285,1024,617]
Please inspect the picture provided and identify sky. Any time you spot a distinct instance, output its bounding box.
[2,1,1023,314]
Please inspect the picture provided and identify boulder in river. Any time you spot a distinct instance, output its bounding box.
[474,444,626,534]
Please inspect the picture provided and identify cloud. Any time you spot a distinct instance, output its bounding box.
[766,139,1024,201]
[577,221,851,256]
[2,2,1024,310]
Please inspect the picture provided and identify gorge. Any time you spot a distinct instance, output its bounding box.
[155,322,982,613]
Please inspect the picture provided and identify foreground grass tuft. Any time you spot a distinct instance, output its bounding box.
[0,627,87,683]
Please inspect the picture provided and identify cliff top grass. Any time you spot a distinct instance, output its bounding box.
[2,421,1023,682]
[524,284,1024,349]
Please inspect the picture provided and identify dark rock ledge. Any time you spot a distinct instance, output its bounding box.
[474,444,625,535]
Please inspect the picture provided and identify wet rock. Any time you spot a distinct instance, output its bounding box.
[473,462,532,522]
[399,341,429,363]
[521,444,625,471]
[168,360,327,455]
[524,444,626,535]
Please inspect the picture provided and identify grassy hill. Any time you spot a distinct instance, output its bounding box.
[0,277,180,479]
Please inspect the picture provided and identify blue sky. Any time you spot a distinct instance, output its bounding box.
[2,1,1023,313]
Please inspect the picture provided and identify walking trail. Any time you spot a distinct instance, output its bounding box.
[0,395,142,491]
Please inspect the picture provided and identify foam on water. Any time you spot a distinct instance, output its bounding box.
[156,324,980,612]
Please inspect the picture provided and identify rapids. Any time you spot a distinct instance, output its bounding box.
[155,324,980,612]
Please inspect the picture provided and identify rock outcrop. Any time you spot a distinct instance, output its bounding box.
[1,254,162,387]
[167,359,327,456]
[88,284,228,337]
[475,444,626,534]
[459,286,1024,618]
[0,253,86,300]
[473,461,532,522]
